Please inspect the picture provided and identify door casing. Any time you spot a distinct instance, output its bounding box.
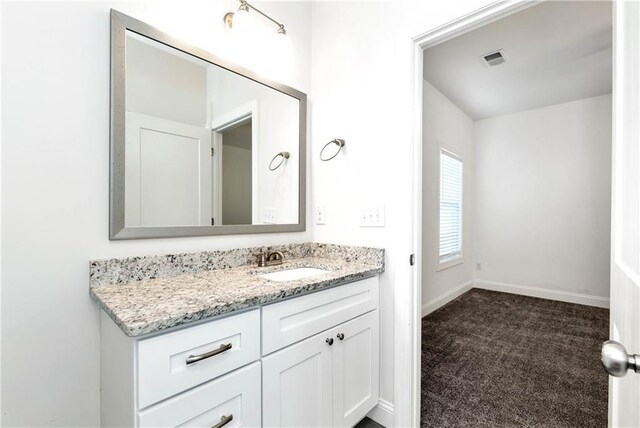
[402,0,620,426]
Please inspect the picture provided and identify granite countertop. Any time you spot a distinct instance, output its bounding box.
[90,244,384,337]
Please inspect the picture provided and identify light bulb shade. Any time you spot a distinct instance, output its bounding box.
[223,12,234,29]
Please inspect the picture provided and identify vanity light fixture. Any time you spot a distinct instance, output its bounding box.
[223,0,287,35]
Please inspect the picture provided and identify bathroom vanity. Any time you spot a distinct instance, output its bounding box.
[96,11,383,427]
[91,243,384,427]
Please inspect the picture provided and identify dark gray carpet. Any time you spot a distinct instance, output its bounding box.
[421,289,609,428]
[354,417,385,428]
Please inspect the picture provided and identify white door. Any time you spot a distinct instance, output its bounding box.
[332,311,379,428]
[605,1,640,426]
[262,332,333,427]
[126,112,211,227]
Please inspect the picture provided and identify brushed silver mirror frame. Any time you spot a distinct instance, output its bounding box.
[109,9,306,240]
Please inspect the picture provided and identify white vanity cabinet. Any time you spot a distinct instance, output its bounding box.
[262,310,379,428]
[261,276,380,428]
[100,276,379,428]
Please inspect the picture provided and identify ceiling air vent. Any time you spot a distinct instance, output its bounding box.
[481,50,506,67]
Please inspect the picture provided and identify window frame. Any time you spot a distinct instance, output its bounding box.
[436,145,464,271]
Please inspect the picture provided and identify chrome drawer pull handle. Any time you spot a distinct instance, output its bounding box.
[212,414,233,428]
[186,343,232,365]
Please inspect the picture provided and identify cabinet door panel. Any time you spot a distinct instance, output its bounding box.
[332,310,379,428]
[262,332,333,427]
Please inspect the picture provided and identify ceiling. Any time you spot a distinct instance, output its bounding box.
[423,1,612,120]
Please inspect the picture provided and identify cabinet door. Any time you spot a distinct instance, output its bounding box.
[332,310,379,428]
[262,331,333,427]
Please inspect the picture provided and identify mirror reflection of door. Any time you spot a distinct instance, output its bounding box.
[219,120,253,225]
[125,113,211,227]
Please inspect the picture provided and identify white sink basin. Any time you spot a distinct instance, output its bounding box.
[259,267,331,282]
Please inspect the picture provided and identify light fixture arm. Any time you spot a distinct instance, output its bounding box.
[238,0,286,34]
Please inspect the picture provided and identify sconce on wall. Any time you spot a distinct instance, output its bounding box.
[224,0,287,35]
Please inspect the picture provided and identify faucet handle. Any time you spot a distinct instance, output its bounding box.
[253,252,267,266]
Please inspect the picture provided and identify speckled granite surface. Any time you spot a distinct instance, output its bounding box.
[90,243,384,337]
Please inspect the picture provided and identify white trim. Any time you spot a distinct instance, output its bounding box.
[0,2,4,421]
[422,280,474,317]
[211,132,223,224]
[366,398,394,428]
[413,1,540,51]
[439,145,462,162]
[210,101,255,131]
[407,2,544,426]
[436,256,463,272]
[474,280,610,309]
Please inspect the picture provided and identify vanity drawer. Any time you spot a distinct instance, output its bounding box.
[262,276,379,355]
[138,362,261,427]
[137,309,260,409]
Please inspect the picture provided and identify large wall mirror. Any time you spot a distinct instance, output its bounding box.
[110,10,306,239]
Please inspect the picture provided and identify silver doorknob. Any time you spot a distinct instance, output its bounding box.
[601,340,640,377]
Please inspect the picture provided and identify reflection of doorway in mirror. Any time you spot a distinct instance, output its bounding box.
[220,121,253,225]
[211,100,260,225]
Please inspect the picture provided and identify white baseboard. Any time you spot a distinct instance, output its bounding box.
[421,280,474,317]
[366,398,394,427]
[474,280,610,308]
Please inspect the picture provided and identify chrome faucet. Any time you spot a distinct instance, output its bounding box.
[254,250,285,267]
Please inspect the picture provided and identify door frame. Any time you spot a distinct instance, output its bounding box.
[403,1,543,425]
[211,100,260,225]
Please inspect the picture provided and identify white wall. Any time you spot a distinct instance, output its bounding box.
[209,63,300,225]
[1,1,311,425]
[127,35,207,126]
[421,81,475,314]
[310,0,497,416]
[474,94,612,301]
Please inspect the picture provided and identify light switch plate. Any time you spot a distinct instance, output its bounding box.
[315,206,326,225]
[262,208,277,224]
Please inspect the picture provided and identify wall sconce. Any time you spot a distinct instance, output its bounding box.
[223,0,287,35]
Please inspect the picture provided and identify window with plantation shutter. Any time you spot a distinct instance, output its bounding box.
[439,149,463,262]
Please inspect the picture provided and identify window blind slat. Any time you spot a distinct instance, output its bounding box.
[439,150,462,260]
